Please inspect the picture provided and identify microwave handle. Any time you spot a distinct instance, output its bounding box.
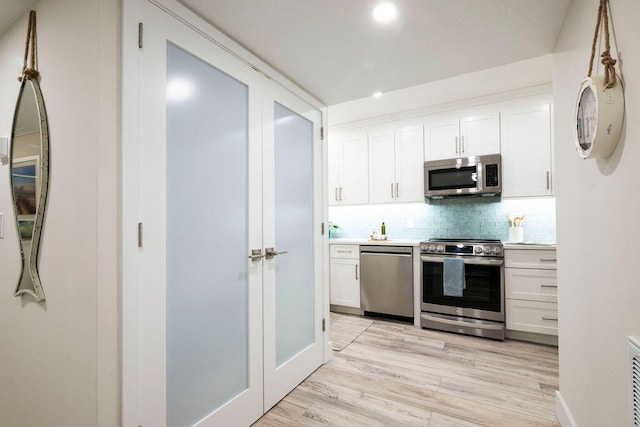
[420,255,504,267]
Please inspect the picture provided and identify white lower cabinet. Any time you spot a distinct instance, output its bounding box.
[330,244,360,308]
[505,248,558,338]
[506,299,558,335]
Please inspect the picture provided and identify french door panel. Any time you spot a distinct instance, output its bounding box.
[262,79,324,410]
[139,2,264,426]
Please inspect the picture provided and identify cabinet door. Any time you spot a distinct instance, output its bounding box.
[368,128,396,203]
[505,268,557,303]
[340,134,369,204]
[501,104,552,197]
[424,117,459,160]
[505,249,557,270]
[506,299,558,336]
[460,112,500,156]
[394,125,425,202]
[327,139,341,206]
[330,258,360,308]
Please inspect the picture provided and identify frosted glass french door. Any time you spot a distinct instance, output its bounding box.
[262,81,324,410]
[137,2,324,426]
[138,2,263,426]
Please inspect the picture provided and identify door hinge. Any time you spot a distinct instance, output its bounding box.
[320,127,324,140]
[138,22,143,49]
[322,318,326,332]
[321,222,325,235]
[137,222,143,248]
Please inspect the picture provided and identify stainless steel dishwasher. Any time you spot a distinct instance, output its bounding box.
[360,245,414,322]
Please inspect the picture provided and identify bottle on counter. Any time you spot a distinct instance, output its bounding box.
[381,219,386,236]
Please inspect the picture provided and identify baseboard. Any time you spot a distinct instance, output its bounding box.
[555,390,578,427]
[505,329,558,346]
[330,305,364,316]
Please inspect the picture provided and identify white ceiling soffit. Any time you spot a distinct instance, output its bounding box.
[177,0,572,106]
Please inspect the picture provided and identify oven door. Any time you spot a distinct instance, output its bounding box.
[420,255,504,322]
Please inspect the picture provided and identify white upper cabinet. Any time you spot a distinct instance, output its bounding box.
[368,124,424,203]
[394,125,425,202]
[328,130,369,205]
[425,111,500,161]
[500,102,552,197]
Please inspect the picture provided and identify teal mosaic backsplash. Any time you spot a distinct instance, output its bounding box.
[329,197,556,243]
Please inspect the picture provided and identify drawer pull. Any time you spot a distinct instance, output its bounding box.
[540,284,558,288]
[355,265,359,280]
[540,258,557,262]
[336,250,352,253]
[542,316,558,321]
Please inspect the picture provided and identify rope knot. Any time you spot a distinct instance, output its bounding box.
[18,67,40,82]
[600,50,617,66]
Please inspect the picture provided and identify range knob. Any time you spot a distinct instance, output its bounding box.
[436,244,444,252]
[493,247,502,254]
[474,246,483,254]
[429,244,436,252]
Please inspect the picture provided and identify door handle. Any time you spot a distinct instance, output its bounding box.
[335,187,338,201]
[455,136,459,154]
[248,249,265,261]
[461,135,465,153]
[546,171,551,191]
[391,183,394,198]
[355,264,358,280]
[265,247,288,259]
[395,182,399,198]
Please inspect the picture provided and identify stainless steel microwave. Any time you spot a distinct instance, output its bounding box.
[424,154,501,199]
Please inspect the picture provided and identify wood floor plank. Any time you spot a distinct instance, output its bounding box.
[254,314,559,426]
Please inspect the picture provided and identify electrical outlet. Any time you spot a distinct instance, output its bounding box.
[406,218,414,229]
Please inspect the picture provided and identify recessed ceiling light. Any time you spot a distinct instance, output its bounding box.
[372,2,397,23]
[373,91,383,98]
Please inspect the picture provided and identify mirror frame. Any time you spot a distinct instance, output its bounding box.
[11,77,49,302]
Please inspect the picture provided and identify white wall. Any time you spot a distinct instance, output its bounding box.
[0,1,119,426]
[328,54,553,126]
[553,0,640,425]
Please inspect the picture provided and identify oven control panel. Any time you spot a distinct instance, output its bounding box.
[420,241,503,258]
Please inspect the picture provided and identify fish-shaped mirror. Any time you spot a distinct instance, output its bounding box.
[11,11,49,301]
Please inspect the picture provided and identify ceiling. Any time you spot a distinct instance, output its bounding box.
[178,0,572,106]
[0,1,37,39]
[1,0,572,107]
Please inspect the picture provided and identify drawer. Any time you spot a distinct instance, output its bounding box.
[506,299,558,336]
[330,244,360,259]
[505,268,557,303]
[505,249,557,270]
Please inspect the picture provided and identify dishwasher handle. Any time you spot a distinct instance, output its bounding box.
[360,245,413,255]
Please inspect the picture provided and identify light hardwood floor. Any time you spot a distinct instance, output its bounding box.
[253,313,559,427]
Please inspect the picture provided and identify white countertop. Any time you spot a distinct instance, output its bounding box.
[328,238,420,247]
[329,239,556,250]
[503,243,556,250]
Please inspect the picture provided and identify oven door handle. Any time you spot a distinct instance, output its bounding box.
[420,255,504,266]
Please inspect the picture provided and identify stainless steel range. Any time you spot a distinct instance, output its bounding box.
[419,238,505,340]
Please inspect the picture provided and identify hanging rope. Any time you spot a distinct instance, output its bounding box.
[19,10,39,82]
[587,0,617,88]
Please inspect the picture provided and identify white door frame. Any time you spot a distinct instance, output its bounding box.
[121,1,330,425]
